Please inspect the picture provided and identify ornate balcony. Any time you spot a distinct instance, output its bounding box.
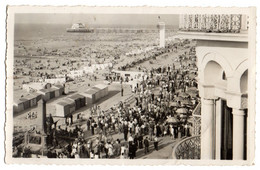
[179,14,248,33]
[172,135,201,159]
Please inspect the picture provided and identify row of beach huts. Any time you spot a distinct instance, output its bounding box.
[55,84,108,117]
[13,82,108,118]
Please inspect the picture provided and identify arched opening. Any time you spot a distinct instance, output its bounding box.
[204,61,232,160]
[204,61,226,86]
[240,70,248,94]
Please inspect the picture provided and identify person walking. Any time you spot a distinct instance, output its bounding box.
[123,122,128,141]
[153,136,159,151]
[144,137,149,154]
[128,141,135,159]
[138,134,143,149]
[121,87,124,96]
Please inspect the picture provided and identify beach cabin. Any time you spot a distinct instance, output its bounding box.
[23,93,41,107]
[13,99,25,114]
[38,89,51,101]
[68,94,86,110]
[55,101,71,117]
[46,88,58,100]
[65,98,76,113]
[93,84,109,99]
[52,85,64,97]
[20,98,30,110]
[44,77,66,84]
[81,88,99,104]
[23,82,51,93]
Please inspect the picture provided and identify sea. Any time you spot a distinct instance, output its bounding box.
[14,23,178,41]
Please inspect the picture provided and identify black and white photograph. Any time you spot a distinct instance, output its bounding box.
[4,6,256,165]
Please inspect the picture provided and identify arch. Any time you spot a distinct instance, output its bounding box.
[204,61,225,85]
[240,70,248,94]
[233,59,248,80]
[201,52,233,78]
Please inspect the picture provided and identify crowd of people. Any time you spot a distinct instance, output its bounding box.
[44,50,199,159]
[13,41,199,159]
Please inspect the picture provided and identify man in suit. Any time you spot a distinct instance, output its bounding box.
[144,137,149,154]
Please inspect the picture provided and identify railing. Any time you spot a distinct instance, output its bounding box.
[192,102,201,116]
[172,135,201,159]
[192,102,201,135]
[179,14,247,33]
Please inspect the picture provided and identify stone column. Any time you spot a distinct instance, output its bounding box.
[179,14,184,29]
[240,15,248,33]
[37,99,46,133]
[201,98,214,159]
[215,99,222,160]
[232,109,245,160]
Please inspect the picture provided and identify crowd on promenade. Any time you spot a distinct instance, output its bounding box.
[14,42,199,159]
[43,51,199,159]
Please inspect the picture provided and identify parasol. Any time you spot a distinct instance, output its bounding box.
[188,73,196,79]
[187,87,198,92]
[178,92,189,98]
[187,91,198,98]
[170,101,180,107]
[174,96,184,102]
[166,117,179,124]
[186,87,199,98]
[181,99,192,106]
[176,108,188,114]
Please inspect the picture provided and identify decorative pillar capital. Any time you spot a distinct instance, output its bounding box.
[232,108,245,116]
[202,98,214,105]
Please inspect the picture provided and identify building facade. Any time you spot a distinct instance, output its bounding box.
[178,14,249,160]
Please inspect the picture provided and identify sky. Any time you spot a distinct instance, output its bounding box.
[15,13,179,26]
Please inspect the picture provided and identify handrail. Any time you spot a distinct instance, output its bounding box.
[192,102,201,117]
[172,135,201,159]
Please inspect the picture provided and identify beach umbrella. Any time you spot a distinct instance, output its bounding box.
[170,101,180,107]
[188,73,196,79]
[187,90,198,98]
[186,87,199,97]
[174,96,184,102]
[166,117,179,124]
[187,87,198,92]
[181,99,192,106]
[178,92,189,98]
[176,108,188,114]
[179,114,187,118]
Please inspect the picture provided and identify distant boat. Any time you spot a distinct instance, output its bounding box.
[66,23,94,33]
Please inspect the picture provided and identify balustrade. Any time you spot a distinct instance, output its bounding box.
[179,14,247,33]
[192,102,201,135]
[172,135,201,159]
